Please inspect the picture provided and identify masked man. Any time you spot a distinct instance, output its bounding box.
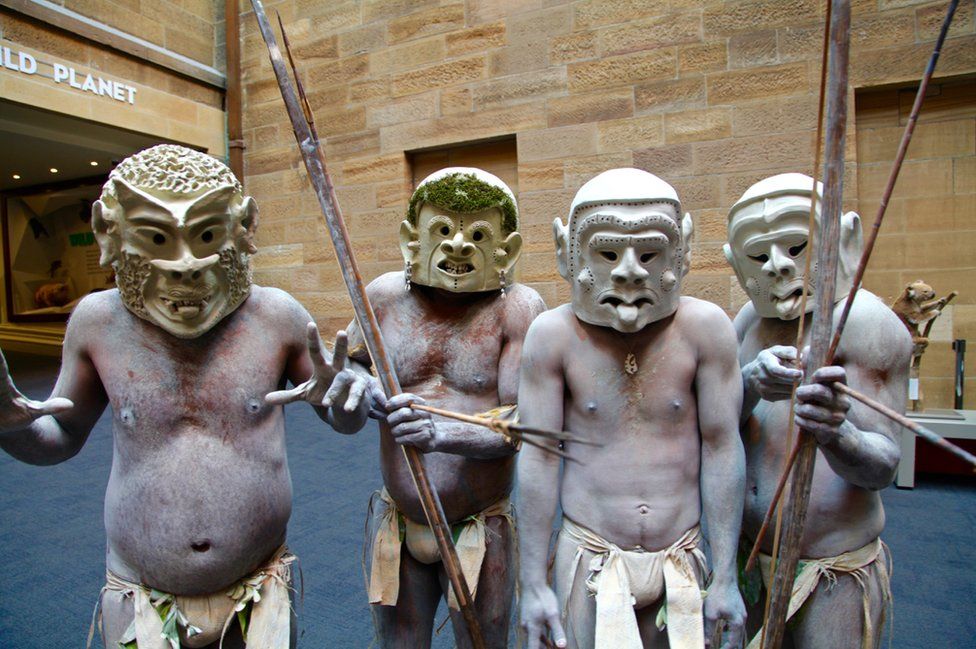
[725,174,910,649]
[518,168,746,649]
[351,167,545,648]
[0,145,371,649]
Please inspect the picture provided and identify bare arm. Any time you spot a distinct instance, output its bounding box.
[0,298,108,465]
[517,314,567,649]
[695,304,747,648]
[795,301,909,489]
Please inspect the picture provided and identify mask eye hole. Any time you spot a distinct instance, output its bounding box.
[472,230,484,242]
[153,233,166,246]
[639,252,656,263]
[748,253,769,263]
[789,241,807,256]
[201,230,214,243]
[599,251,618,262]
[439,225,450,237]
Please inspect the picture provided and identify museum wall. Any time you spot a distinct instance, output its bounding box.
[236,0,976,406]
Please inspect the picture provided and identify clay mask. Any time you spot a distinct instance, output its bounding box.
[400,168,522,293]
[93,145,256,338]
[724,173,862,321]
[555,168,691,333]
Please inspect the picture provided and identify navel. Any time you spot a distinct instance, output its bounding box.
[190,540,211,553]
[637,504,650,515]
[585,401,598,414]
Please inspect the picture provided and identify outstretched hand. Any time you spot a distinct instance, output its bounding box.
[745,345,803,402]
[520,584,566,649]
[0,350,73,435]
[265,325,369,414]
[704,580,746,649]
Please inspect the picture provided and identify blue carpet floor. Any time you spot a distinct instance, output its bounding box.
[1,351,974,648]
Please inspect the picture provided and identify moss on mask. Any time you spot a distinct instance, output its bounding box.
[407,172,518,234]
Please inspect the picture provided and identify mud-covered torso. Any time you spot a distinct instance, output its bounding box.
[555,302,703,551]
[369,277,524,523]
[88,289,297,595]
[737,307,886,558]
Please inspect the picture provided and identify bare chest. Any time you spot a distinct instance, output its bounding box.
[380,300,503,395]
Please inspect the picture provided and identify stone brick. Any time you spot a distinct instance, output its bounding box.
[670,174,722,210]
[776,25,822,63]
[246,147,300,177]
[550,31,598,65]
[665,108,732,144]
[440,87,473,115]
[252,243,305,269]
[509,5,574,40]
[599,13,702,56]
[917,0,975,40]
[547,88,634,128]
[366,92,438,128]
[519,220,559,253]
[387,4,465,45]
[391,56,487,97]
[370,37,447,77]
[955,157,976,194]
[349,80,390,103]
[728,30,778,69]
[850,11,918,49]
[857,121,975,164]
[472,69,567,111]
[679,42,728,74]
[343,154,407,186]
[307,55,369,88]
[362,0,439,23]
[563,153,634,187]
[376,182,410,208]
[519,250,562,283]
[573,0,670,30]
[380,101,545,152]
[851,43,933,87]
[518,124,598,162]
[634,143,694,178]
[858,159,954,200]
[634,77,706,114]
[693,132,814,174]
[491,43,548,76]
[690,243,732,272]
[325,130,381,160]
[598,115,665,153]
[683,273,731,308]
[733,95,819,136]
[467,0,549,24]
[519,161,566,192]
[338,25,387,57]
[446,22,507,57]
[691,208,729,243]
[569,49,676,91]
[707,63,809,104]
[899,230,976,271]
[334,186,378,213]
[704,0,820,36]
[292,34,339,62]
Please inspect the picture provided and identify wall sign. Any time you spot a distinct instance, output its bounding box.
[1,43,138,105]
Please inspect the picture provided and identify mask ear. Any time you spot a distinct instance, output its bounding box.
[839,210,863,279]
[498,231,523,272]
[553,217,570,280]
[91,200,119,267]
[399,220,419,264]
[240,196,259,255]
[680,212,694,278]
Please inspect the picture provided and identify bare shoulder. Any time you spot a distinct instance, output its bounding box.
[64,290,123,345]
[247,285,311,324]
[522,304,574,364]
[836,289,912,369]
[677,296,737,347]
[365,271,407,306]
[501,283,547,336]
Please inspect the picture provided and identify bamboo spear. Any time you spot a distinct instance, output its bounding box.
[759,2,852,646]
[250,4,485,646]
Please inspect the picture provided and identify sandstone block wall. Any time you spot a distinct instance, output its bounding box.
[239,0,975,407]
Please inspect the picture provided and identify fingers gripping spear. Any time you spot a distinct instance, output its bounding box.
[248,3,486,646]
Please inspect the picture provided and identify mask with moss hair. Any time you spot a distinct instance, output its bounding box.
[92,144,258,338]
[399,167,523,293]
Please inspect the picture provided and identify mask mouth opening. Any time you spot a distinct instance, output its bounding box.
[771,286,808,302]
[600,295,654,309]
[159,292,212,319]
[437,259,475,276]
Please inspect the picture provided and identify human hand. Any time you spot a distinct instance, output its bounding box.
[794,365,851,446]
[383,393,441,452]
[704,579,746,649]
[745,345,803,402]
[265,325,368,413]
[520,583,566,649]
[0,349,73,435]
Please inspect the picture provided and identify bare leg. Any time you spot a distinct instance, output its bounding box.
[552,529,596,649]
[371,550,442,649]
[441,515,516,649]
[788,564,887,649]
[634,601,670,649]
